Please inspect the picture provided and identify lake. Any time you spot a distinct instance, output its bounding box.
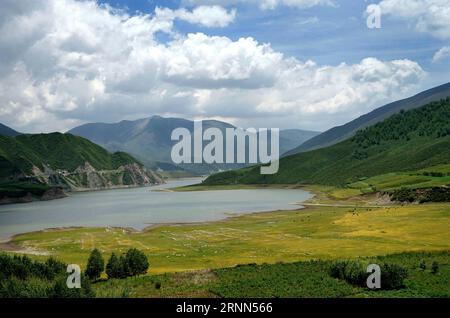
[0,178,313,239]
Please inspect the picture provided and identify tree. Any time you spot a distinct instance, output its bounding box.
[124,249,149,277]
[106,253,120,279]
[86,249,104,281]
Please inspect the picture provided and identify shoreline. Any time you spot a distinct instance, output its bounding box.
[0,183,397,255]
[0,200,315,253]
[0,180,315,242]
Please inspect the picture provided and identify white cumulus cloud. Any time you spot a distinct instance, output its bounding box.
[0,0,426,133]
[370,0,450,39]
[155,5,236,28]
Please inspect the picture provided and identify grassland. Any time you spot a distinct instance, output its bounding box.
[347,164,450,193]
[1,182,449,298]
[7,201,450,275]
[92,251,449,298]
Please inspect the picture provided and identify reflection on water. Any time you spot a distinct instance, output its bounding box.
[0,178,312,239]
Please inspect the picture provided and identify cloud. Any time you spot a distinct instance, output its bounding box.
[0,0,426,133]
[433,46,450,62]
[183,0,335,10]
[370,0,450,39]
[155,5,236,28]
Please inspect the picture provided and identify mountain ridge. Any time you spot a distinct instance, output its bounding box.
[285,82,450,156]
[69,116,320,175]
[0,133,163,203]
[0,123,21,137]
[204,97,450,186]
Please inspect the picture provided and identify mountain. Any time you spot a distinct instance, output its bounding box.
[278,129,321,154]
[285,82,450,156]
[204,97,450,186]
[0,123,21,137]
[0,133,162,202]
[68,116,320,175]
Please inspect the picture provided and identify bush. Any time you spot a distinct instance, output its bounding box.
[86,249,104,281]
[380,263,408,290]
[390,188,416,203]
[330,261,408,290]
[0,253,94,298]
[329,261,366,286]
[48,273,95,298]
[419,260,427,270]
[0,253,66,281]
[432,262,439,274]
[0,276,50,298]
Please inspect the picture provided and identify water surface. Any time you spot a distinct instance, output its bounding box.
[0,178,312,239]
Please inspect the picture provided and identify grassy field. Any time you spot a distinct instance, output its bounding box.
[92,251,450,298]
[348,164,450,193]
[8,202,450,275]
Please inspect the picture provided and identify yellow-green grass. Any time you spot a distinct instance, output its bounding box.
[9,203,450,275]
[348,164,450,193]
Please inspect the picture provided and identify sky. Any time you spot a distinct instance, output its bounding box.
[0,0,449,133]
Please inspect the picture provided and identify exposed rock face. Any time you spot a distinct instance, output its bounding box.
[1,161,163,204]
[48,161,164,191]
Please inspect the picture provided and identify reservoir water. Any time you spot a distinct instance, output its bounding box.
[0,178,313,239]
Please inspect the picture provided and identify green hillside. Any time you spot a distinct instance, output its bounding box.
[0,133,163,203]
[0,133,139,179]
[205,98,450,186]
[287,82,450,155]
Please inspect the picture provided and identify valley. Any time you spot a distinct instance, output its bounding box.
[1,84,449,298]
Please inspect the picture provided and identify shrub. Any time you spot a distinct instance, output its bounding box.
[431,262,439,274]
[48,274,95,298]
[380,263,408,290]
[86,249,104,281]
[330,261,407,290]
[390,188,416,203]
[0,276,50,298]
[419,260,427,270]
[0,253,94,298]
[329,261,366,286]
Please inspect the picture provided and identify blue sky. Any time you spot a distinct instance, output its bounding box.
[0,0,449,132]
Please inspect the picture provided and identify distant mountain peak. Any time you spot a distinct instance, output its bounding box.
[0,123,21,137]
[68,116,320,175]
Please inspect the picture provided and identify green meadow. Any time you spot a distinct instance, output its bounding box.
[9,201,450,275]
[93,251,450,298]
